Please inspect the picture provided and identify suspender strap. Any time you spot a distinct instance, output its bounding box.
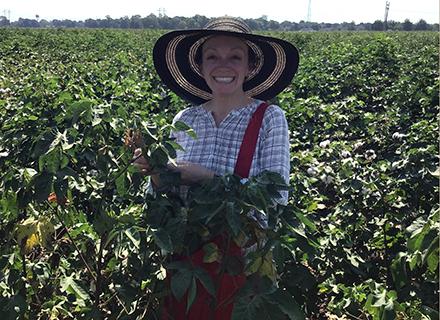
[234,102,269,178]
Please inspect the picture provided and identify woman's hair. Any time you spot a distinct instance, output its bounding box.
[194,37,257,72]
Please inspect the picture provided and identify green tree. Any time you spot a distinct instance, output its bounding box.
[0,16,10,27]
[142,14,159,29]
[402,19,413,31]
[130,15,142,29]
[415,19,428,30]
[371,20,384,31]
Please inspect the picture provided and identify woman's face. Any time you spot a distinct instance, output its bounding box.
[200,35,250,98]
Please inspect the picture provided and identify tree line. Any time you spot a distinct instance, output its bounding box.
[0,14,437,31]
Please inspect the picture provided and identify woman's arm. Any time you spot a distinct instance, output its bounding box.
[257,105,291,205]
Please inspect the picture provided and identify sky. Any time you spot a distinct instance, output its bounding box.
[1,0,439,24]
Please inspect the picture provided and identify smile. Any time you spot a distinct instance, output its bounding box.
[213,76,235,83]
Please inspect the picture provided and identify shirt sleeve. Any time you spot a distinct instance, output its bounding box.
[257,105,290,205]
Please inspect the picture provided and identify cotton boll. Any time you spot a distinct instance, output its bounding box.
[307,167,318,176]
[365,149,377,161]
[319,140,331,148]
[320,174,333,184]
[392,132,406,140]
[341,150,351,158]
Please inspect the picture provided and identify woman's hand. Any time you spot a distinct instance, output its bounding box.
[132,149,213,186]
[170,161,215,185]
[132,148,152,175]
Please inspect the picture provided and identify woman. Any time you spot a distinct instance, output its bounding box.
[135,16,299,320]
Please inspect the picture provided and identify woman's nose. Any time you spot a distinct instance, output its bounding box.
[217,57,232,67]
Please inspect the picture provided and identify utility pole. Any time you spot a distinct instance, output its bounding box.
[158,8,166,18]
[384,1,390,30]
[306,0,312,22]
[3,9,11,21]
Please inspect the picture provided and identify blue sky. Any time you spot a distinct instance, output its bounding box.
[2,0,438,23]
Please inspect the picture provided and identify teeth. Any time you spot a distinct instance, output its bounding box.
[214,77,234,83]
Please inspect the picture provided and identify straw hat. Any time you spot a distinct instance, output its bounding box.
[153,16,300,104]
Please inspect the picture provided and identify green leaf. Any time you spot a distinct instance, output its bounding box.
[93,211,116,236]
[60,274,90,304]
[69,279,90,302]
[33,172,53,202]
[267,288,305,320]
[39,148,62,173]
[165,140,184,152]
[382,301,396,320]
[115,172,127,196]
[173,121,191,131]
[174,121,197,139]
[246,255,262,275]
[372,290,388,308]
[31,131,56,159]
[124,229,140,249]
[153,229,173,252]
[409,251,422,270]
[186,277,197,313]
[232,294,262,320]
[54,176,68,203]
[255,299,287,320]
[225,255,244,276]
[408,223,436,253]
[294,210,317,232]
[2,294,27,318]
[203,242,220,263]
[426,245,439,273]
[66,99,93,124]
[420,305,439,319]
[189,202,224,222]
[226,201,241,236]
[171,270,192,301]
[150,145,169,167]
[194,267,215,297]
[390,253,408,289]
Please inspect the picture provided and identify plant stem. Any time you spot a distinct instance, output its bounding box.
[95,232,107,307]
[143,277,159,317]
[50,205,97,281]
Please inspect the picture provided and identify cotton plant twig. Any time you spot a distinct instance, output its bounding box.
[49,204,97,281]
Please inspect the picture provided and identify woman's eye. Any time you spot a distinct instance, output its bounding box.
[231,55,242,60]
[206,55,216,60]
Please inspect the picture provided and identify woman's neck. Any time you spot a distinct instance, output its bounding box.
[204,94,254,125]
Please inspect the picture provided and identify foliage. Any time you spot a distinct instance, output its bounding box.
[0,28,438,319]
[3,14,438,32]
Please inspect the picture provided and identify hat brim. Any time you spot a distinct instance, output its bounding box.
[153,29,299,105]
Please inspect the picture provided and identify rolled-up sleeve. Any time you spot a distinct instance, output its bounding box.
[257,105,290,205]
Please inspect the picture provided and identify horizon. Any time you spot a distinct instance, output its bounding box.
[3,12,438,25]
[2,0,439,24]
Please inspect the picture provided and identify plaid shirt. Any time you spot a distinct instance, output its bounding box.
[171,99,290,205]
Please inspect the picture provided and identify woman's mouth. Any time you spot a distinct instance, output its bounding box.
[213,76,235,83]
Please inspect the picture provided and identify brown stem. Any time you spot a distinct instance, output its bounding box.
[95,232,107,307]
[50,205,97,281]
[142,277,159,317]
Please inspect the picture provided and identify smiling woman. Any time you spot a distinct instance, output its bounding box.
[134,16,299,319]
[199,36,251,109]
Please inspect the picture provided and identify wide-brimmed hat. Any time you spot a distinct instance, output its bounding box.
[153,16,300,105]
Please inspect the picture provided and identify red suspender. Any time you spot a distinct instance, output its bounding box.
[234,102,269,178]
